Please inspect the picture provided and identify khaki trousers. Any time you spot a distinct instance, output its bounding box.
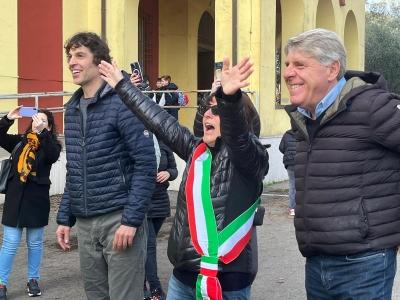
[76,210,147,300]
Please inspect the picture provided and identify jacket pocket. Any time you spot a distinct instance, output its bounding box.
[118,159,129,191]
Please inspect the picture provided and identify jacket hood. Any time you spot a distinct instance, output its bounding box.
[344,70,388,91]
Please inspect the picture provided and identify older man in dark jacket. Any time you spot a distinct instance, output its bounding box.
[56,32,156,300]
[284,28,400,299]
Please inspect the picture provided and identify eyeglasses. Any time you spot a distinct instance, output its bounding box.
[198,104,219,116]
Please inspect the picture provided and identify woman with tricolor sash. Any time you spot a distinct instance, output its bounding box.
[99,57,269,300]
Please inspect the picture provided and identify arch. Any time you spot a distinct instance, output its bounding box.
[197,11,215,96]
[138,0,158,86]
[316,0,336,31]
[344,10,359,70]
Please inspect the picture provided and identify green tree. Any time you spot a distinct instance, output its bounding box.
[365,0,400,93]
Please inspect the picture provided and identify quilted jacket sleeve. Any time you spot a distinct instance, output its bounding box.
[57,174,76,227]
[114,79,197,161]
[369,91,400,152]
[215,88,269,182]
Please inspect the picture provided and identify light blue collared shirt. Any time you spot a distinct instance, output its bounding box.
[297,77,347,119]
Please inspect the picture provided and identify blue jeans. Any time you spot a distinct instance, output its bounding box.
[145,217,165,290]
[166,274,251,300]
[0,225,44,285]
[305,248,397,300]
[287,168,296,209]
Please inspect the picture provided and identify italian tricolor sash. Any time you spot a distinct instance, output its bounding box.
[186,143,260,300]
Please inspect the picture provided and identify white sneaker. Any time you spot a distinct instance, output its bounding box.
[289,208,295,217]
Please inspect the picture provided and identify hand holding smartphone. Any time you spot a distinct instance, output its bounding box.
[130,61,143,83]
[214,61,223,81]
[19,107,38,118]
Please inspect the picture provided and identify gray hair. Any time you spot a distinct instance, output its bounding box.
[284,28,347,79]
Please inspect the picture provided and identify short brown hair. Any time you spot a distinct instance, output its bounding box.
[64,32,111,65]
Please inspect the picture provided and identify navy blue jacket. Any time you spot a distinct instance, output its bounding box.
[56,83,156,228]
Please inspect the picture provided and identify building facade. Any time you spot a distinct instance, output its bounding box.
[0,0,365,190]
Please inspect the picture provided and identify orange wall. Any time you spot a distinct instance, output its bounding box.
[18,0,63,133]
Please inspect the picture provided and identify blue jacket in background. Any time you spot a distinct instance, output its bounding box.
[56,83,157,228]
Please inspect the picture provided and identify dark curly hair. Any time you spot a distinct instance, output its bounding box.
[64,32,111,65]
[193,92,260,138]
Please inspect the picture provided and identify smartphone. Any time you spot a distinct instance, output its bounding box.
[214,61,223,80]
[130,61,143,82]
[20,107,38,118]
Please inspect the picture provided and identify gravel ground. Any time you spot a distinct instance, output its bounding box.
[0,182,399,299]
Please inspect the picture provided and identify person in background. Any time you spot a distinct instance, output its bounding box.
[156,78,163,90]
[284,28,400,299]
[160,75,180,119]
[56,32,156,300]
[98,56,269,300]
[279,129,297,217]
[0,108,61,299]
[144,141,178,300]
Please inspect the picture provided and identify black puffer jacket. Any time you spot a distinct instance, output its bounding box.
[148,141,178,218]
[286,71,400,257]
[114,79,269,283]
[279,129,297,169]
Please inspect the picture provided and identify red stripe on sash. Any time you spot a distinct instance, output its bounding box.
[220,228,253,264]
[185,143,208,255]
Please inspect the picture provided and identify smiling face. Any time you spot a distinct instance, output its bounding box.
[67,45,103,96]
[202,96,221,147]
[283,50,339,116]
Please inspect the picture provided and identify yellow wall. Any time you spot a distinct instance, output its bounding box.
[159,0,213,128]
[0,0,358,138]
[0,0,18,132]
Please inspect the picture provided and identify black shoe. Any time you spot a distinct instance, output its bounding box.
[0,284,7,300]
[150,287,165,300]
[27,279,41,297]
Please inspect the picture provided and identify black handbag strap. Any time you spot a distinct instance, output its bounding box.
[9,141,22,159]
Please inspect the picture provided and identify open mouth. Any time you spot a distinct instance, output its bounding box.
[204,123,215,131]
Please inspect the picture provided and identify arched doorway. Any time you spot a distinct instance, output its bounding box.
[316,0,336,31]
[197,11,215,102]
[138,0,158,86]
[344,11,359,70]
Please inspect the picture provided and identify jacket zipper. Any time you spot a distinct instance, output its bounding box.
[79,106,88,217]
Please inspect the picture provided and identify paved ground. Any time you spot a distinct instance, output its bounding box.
[0,182,399,299]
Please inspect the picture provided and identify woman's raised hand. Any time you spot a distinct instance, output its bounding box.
[7,106,23,120]
[220,57,253,95]
[98,60,124,88]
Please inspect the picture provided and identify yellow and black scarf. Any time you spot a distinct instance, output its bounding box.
[17,132,40,182]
